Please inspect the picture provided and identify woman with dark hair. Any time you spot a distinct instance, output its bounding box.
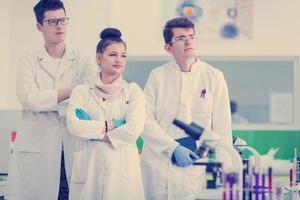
[66,28,145,200]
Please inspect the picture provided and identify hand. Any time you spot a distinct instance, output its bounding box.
[75,108,91,120]
[57,88,72,102]
[113,118,126,129]
[171,145,199,167]
[101,134,110,142]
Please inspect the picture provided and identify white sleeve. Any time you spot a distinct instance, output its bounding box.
[81,56,96,85]
[66,85,106,140]
[58,55,96,117]
[108,84,146,149]
[212,72,233,146]
[16,56,58,112]
[141,72,178,157]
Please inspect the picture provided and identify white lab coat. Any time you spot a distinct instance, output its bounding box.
[66,82,146,200]
[6,46,94,200]
[140,59,232,200]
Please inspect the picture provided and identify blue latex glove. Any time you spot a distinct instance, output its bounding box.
[171,145,199,167]
[113,118,126,129]
[75,108,91,120]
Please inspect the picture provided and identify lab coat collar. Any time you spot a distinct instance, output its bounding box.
[89,87,103,106]
[190,58,201,73]
[37,46,76,79]
[37,45,76,61]
[172,57,201,73]
[89,81,106,106]
[88,82,129,106]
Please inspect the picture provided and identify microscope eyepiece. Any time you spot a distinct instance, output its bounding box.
[173,119,204,140]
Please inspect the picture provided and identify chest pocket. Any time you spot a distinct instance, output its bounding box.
[192,92,213,114]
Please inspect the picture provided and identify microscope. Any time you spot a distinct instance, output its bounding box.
[173,119,243,200]
[173,119,223,188]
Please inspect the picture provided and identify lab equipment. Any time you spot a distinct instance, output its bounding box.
[266,149,299,200]
[172,119,219,159]
[290,169,293,188]
[285,148,300,199]
[173,119,204,140]
[262,174,266,200]
[274,181,283,200]
[254,172,259,200]
[220,168,242,200]
[75,108,91,120]
[233,136,281,200]
[233,136,262,174]
[226,173,239,200]
[294,148,297,186]
[10,131,17,154]
[233,136,264,200]
[171,145,199,167]
[173,119,243,200]
[0,173,7,200]
[174,136,198,152]
[222,172,227,200]
[206,161,223,189]
[194,147,223,190]
[297,156,300,183]
[268,167,273,198]
[194,161,223,189]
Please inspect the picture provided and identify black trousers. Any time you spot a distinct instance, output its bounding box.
[57,151,69,200]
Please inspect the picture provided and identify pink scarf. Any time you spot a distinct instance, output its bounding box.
[93,72,124,100]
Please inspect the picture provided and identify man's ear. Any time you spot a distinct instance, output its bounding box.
[164,44,172,53]
[36,23,42,32]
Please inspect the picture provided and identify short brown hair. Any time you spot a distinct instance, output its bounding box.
[163,17,195,44]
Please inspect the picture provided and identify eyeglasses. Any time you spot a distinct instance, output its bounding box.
[169,34,197,45]
[43,17,70,27]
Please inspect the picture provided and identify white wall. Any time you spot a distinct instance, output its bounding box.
[1,0,300,110]
[107,0,300,56]
[0,0,11,109]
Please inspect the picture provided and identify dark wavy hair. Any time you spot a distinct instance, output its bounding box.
[96,28,127,53]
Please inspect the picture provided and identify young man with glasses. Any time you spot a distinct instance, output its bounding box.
[140,17,232,200]
[6,0,94,199]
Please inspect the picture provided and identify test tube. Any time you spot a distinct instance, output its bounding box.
[243,175,251,200]
[261,174,265,200]
[293,148,297,186]
[296,156,300,183]
[255,173,259,200]
[268,167,272,200]
[290,169,293,188]
[243,171,246,200]
[249,168,255,200]
[229,178,233,200]
[276,184,282,200]
[235,189,240,200]
[223,172,226,200]
[10,131,17,154]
